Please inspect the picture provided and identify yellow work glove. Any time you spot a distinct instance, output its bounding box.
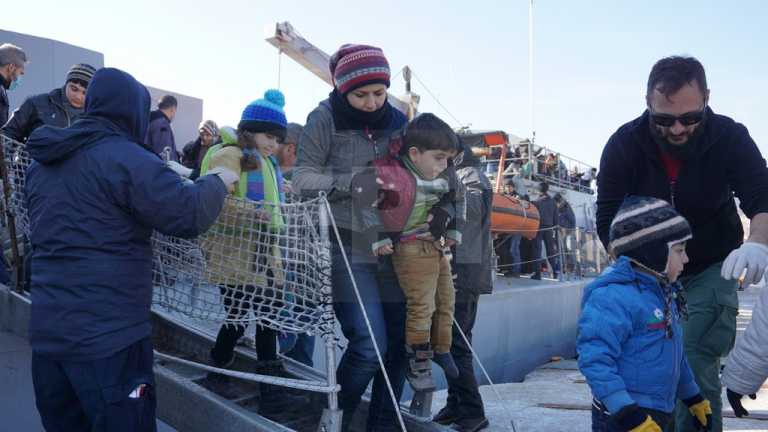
[628,415,662,432]
[684,395,712,431]
[612,404,662,432]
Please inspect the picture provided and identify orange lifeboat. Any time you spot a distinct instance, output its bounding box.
[491,193,540,240]
[458,130,541,239]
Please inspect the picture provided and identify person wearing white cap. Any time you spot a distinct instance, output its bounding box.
[179,119,220,179]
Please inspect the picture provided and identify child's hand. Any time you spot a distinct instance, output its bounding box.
[374,244,394,256]
[282,183,293,194]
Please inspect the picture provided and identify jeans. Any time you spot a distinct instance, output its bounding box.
[32,338,157,432]
[508,235,522,274]
[533,229,560,276]
[332,243,407,432]
[445,289,485,419]
[280,333,316,367]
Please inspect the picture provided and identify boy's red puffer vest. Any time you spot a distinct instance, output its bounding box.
[372,136,417,233]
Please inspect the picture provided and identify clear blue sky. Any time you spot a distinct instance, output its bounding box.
[4,0,767,166]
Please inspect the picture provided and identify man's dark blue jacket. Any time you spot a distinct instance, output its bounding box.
[25,68,227,361]
[597,108,768,276]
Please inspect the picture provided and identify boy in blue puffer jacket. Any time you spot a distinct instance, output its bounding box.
[577,196,712,432]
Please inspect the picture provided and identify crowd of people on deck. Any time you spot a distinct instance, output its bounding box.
[2,38,768,432]
[494,179,580,281]
[483,140,598,195]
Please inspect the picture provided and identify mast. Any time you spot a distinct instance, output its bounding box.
[529,0,535,144]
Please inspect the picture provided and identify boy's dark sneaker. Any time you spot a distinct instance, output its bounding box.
[405,343,436,392]
[432,405,460,425]
[434,352,459,379]
[452,416,490,432]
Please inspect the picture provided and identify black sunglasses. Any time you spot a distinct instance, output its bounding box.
[649,108,706,127]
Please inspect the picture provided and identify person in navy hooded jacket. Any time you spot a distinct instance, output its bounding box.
[577,196,712,432]
[24,67,235,432]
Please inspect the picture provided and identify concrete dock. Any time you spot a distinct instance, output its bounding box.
[429,282,768,431]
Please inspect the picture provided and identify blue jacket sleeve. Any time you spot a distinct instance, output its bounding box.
[677,354,700,401]
[119,149,227,238]
[577,286,636,413]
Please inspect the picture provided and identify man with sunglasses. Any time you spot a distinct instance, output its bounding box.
[596,56,768,432]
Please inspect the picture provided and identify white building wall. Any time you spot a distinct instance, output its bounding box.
[1,29,202,148]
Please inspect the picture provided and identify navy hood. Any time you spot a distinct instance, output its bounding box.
[27,68,151,164]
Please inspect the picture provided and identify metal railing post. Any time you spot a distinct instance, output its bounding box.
[557,227,565,281]
[575,228,583,279]
[594,234,602,274]
[317,197,342,432]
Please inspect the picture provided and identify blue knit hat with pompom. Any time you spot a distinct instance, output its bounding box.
[238,89,287,140]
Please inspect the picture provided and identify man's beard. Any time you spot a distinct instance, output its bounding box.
[650,117,707,161]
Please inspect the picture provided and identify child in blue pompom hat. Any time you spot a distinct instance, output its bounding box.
[205,89,306,410]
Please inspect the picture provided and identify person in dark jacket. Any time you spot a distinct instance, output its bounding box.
[596,56,768,432]
[432,143,492,432]
[24,67,234,432]
[181,119,219,179]
[3,63,96,291]
[532,182,559,280]
[0,43,27,127]
[146,94,179,161]
[2,63,96,143]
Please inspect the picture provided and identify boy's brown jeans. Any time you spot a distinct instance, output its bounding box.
[391,239,455,353]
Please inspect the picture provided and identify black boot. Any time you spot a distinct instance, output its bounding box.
[452,416,489,432]
[433,351,459,379]
[433,405,460,425]
[405,344,436,392]
[255,360,310,414]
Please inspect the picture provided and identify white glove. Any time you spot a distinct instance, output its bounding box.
[167,161,193,178]
[721,242,768,285]
[207,166,239,187]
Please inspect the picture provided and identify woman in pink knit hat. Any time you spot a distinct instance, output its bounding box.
[292,44,409,431]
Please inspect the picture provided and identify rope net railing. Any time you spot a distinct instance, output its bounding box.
[151,195,332,336]
[1,135,31,238]
[0,134,334,339]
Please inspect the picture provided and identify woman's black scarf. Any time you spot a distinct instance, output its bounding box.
[329,89,396,136]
